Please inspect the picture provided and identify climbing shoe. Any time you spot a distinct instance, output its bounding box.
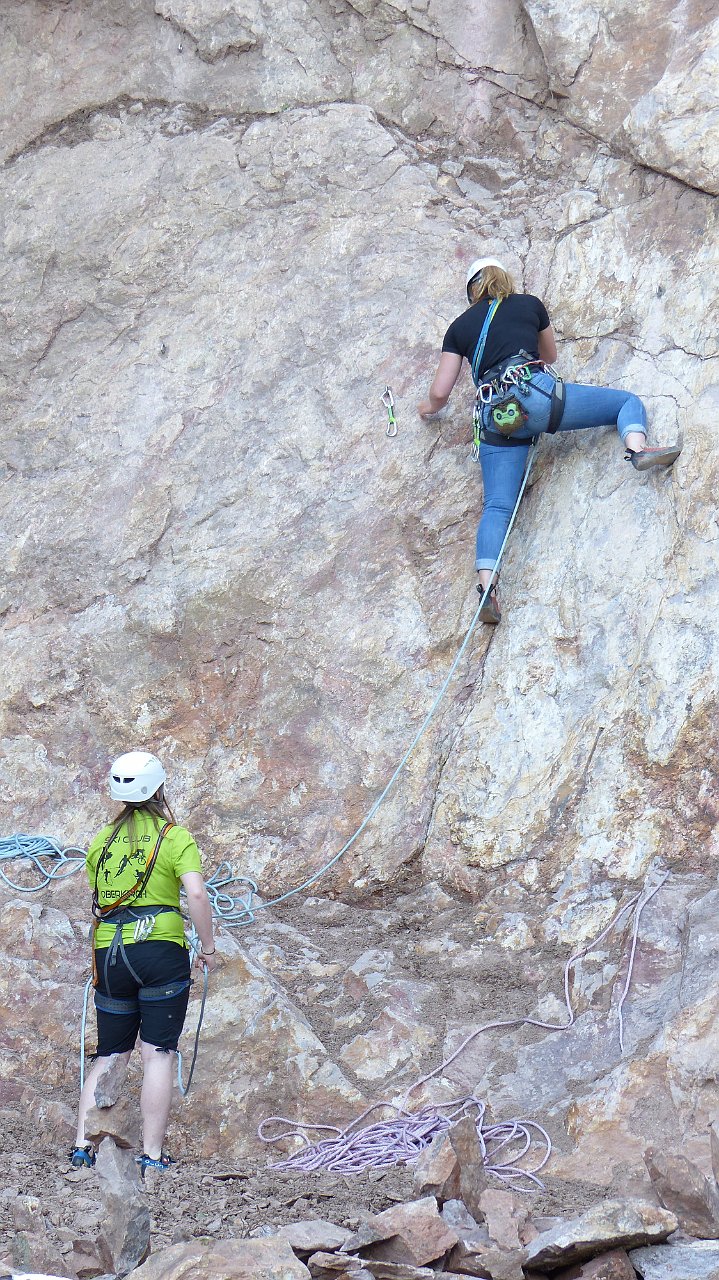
[625,444,682,471]
[69,1145,95,1169]
[477,581,501,625]
[137,1152,175,1175]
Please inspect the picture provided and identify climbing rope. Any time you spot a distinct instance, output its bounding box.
[258,870,668,1184]
[0,834,86,892]
[259,1099,550,1188]
[249,438,540,918]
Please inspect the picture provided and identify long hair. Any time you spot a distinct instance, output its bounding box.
[469,265,516,305]
[101,785,176,859]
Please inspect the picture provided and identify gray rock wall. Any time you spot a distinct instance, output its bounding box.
[1,0,718,1190]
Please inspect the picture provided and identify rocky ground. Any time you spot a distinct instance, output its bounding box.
[1,873,715,1276]
[0,1139,418,1266]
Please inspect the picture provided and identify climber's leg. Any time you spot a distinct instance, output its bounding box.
[556,383,681,468]
[476,440,531,621]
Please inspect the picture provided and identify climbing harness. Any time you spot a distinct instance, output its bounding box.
[381,385,398,436]
[0,834,252,1095]
[78,912,210,1096]
[92,821,178,991]
[471,352,566,458]
[259,870,669,1183]
[546,364,565,434]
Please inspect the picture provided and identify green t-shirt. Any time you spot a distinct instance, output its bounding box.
[86,811,203,949]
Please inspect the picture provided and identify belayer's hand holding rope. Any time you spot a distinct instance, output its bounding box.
[195,944,218,974]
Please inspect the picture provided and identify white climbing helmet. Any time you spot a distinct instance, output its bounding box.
[465,257,507,300]
[109,751,166,803]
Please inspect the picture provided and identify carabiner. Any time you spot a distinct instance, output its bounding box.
[382,386,398,436]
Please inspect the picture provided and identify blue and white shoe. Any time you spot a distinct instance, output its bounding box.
[137,1151,175,1174]
[69,1145,95,1168]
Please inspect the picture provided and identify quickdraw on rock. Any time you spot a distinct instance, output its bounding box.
[382,385,398,436]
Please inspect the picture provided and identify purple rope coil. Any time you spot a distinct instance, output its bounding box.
[257,874,667,1186]
[258,1098,551,1187]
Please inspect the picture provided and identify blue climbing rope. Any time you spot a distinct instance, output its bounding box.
[251,437,540,916]
[0,834,86,892]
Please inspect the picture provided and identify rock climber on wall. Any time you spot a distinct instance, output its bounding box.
[71,751,217,1173]
[418,258,682,624]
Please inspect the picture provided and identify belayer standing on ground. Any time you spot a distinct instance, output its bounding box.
[71,750,217,1173]
[418,258,682,624]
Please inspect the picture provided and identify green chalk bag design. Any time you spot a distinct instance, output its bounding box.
[491,394,527,436]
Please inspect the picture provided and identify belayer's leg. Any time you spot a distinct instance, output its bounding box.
[137,949,190,1164]
[475,441,531,623]
[140,1040,175,1161]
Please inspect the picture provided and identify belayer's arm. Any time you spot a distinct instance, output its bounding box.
[538,324,558,364]
[181,870,217,971]
[418,351,463,418]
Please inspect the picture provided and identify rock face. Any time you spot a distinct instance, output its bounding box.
[1,0,719,1214]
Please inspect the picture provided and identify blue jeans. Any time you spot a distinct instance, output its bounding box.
[475,372,647,570]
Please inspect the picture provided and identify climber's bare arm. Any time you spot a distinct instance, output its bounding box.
[538,324,558,364]
[418,352,463,417]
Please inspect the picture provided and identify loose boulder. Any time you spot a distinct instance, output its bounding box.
[130,1236,313,1280]
[644,1146,719,1238]
[341,1196,458,1267]
[524,1200,677,1271]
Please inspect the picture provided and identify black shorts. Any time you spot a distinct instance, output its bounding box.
[94,940,191,1056]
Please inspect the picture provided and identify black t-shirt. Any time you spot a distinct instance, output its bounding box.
[442,294,551,378]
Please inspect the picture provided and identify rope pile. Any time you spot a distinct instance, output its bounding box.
[0,834,86,892]
[259,1099,551,1188]
[258,872,668,1186]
